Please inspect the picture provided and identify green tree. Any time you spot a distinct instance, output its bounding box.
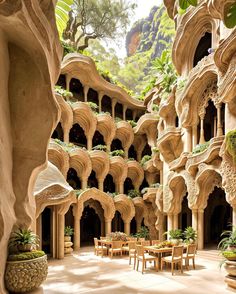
[63,0,136,51]
[56,0,73,39]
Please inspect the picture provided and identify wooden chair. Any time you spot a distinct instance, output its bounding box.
[100,236,107,240]
[152,240,160,246]
[108,241,123,258]
[161,245,184,275]
[136,244,159,274]
[138,238,145,242]
[128,241,136,269]
[127,237,138,242]
[183,244,197,270]
[141,240,150,246]
[94,238,107,256]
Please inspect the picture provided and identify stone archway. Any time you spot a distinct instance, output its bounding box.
[73,188,115,249]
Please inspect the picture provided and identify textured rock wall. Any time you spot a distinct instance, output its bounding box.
[0,1,61,292]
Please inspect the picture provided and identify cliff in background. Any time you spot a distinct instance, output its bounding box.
[126,5,171,59]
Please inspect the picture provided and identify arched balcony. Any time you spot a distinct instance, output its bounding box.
[69,78,84,102]
[69,123,87,148]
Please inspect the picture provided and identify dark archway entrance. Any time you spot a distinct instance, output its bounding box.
[42,208,51,255]
[112,211,124,232]
[80,201,103,246]
[204,187,232,248]
[179,194,192,231]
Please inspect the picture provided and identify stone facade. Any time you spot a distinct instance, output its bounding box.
[35,0,236,259]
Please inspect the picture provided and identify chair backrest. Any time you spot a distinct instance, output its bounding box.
[111,241,123,249]
[127,237,138,242]
[186,244,197,256]
[141,240,150,246]
[100,236,107,240]
[138,238,145,242]
[136,244,144,257]
[152,240,160,246]
[172,245,184,261]
[94,238,98,246]
[128,241,136,250]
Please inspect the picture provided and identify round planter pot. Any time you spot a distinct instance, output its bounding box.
[64,236,71,242]
[5,255,48,293]
[224,261,236,277]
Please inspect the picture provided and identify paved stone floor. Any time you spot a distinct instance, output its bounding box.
[31,247,236,294]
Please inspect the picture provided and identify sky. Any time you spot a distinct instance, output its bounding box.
[112,0,163,58]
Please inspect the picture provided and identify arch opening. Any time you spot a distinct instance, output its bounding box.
[104,174,115,193]
[87,88,98,105]
[69,123,87,147]
[112,211,124,232]
[204,187,232,248]
[67,168,81,189]
[111,138,123,152]
[52,122,64,141]
[69,78,84,102]
[128,145,137,160]
[88,170,98,188]
[178,194,192,231]
[92,130,105,147]
[193,32,212,67]
[41,208,52,255]
[102,95,112,114]
[124,177,134,194]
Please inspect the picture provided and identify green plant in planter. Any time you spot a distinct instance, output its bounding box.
[92,144,107,151]
[134,226,149,240]
[54,85,73,99]
[218,227,236,251]
[183,227,197,243]
[164,229,183,242]
[8,250,45,261]
[86,101,98,112]
[109,150,125,157]
[8,228,40,252]
[64,226,74,236]
[128,189,141,198]
[140,155,152,166]
[226,130,236,163]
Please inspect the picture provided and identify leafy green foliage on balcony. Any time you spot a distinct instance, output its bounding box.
[192,141,210,154]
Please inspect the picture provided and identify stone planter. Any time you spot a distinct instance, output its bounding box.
[224,261,236,289]
[5,255,48,293]
[64,235,73,255]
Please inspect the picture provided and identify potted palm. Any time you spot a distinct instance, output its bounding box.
[165,229,183,245]
[218,227,236,261]
[5,227,47,293]
[183,227,197,244]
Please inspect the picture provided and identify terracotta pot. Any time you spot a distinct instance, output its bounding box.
[5,255,48,293]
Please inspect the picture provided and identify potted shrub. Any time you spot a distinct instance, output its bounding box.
[5,228,47,293]
[107,232,128,241]
[134,226,150,240]
[64,226,74,242]
[8,227,40,252]
[64,226,74,255]
[165,229,183,245]
[183,227,197,244]
[218,227,236,261]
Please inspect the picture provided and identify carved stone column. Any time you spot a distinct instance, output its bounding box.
[112,99,117,119]
[83,85,89,102]
[167,214,173,238]
[73,205,80,251]
[173,214,178,230]
[136,219,142,232]
[81,177,87,190]
[66,75,71,92]
[197,209,204,250]
[185,127,192,152]
[36,215,42,250]
[124,221,131,235]
[98,92,104,113]
[123,105,127,121]
[105,218,112,235]
[87,136,92,151]
[216,103,223,137]
[58,213,65,259]
[232,205,236,228]
[192,125,198,149]
[98,178,104,191]
[192,209,198,233]
[199,117,205,144]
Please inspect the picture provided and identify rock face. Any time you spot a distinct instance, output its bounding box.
[0,1,61,292]
[126,6,171,58]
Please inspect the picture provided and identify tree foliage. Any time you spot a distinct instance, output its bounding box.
[56,0,73,39]
[63,0,136,51]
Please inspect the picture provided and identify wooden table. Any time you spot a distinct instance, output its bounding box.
[98,240,128,257]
